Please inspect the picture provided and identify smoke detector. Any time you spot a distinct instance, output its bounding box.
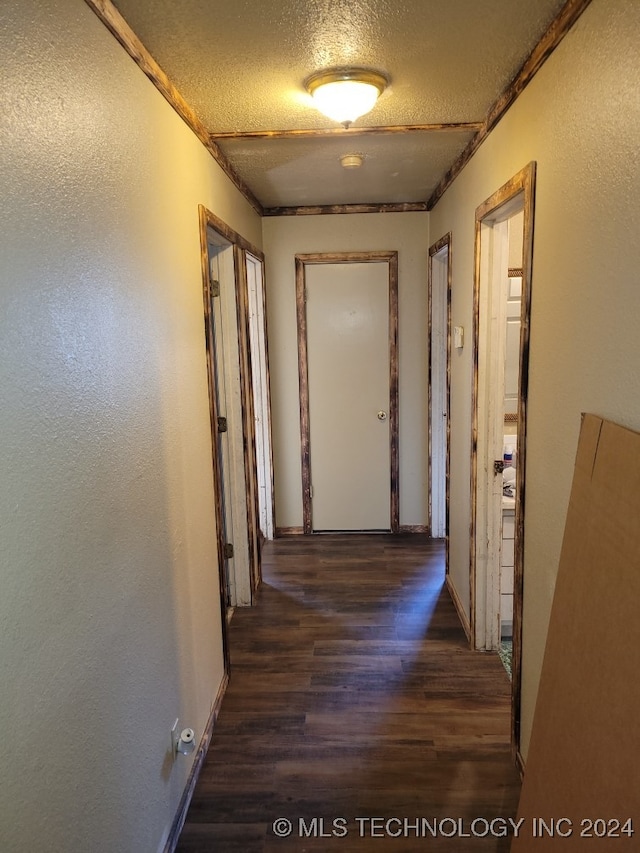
[340,153,365,169]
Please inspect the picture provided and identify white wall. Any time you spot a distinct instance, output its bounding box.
[429,0,640,759]
[262,213,430,530]
[0,1,261,851]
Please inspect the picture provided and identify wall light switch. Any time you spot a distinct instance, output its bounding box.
[454,326,464,349]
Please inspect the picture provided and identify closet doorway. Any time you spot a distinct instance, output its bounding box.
[470,163,536,760]
[428,234,452,546]
[199,206,271,608]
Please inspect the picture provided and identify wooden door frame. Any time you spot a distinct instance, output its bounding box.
[198,205,267,603]
[295,251,399,534]
[469,162,536,764]
[198,216,230,672]
[428,233,452,566]
[234,245,262,594]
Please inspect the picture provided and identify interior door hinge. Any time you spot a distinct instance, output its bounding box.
[210,278,220,298]
[223,542,234,559]
[309,485,313,498]
[217,416,228,433]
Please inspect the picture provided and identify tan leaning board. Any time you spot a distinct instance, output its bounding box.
[512,414,640,851]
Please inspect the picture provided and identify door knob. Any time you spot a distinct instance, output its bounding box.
[377,411,387,421]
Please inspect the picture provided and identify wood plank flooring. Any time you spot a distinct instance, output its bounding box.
[177,534,520,852]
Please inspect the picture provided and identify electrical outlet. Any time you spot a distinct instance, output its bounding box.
[171,718,180,756]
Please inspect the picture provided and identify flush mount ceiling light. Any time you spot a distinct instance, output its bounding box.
[305,68,388,128]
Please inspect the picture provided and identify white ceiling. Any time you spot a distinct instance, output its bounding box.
[111,0,569,209]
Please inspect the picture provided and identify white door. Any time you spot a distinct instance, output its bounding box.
[246,253,274,540]
[305,262,391,531]
[477,216,510,651]
[474,198,527,651]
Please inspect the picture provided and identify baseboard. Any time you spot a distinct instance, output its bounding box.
[163,669,230,853]
[275,526,304,536]
[445,574,471,643]
[276,526,431,536]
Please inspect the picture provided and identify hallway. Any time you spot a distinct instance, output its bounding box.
[177,535,521,852]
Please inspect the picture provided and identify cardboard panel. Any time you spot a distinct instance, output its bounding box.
[512,414,640,850]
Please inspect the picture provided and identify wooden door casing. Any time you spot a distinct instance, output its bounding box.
[295,252,399,534]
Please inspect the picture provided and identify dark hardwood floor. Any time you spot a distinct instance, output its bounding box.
[177,534,520,852]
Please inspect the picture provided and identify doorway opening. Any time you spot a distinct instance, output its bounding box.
[428,234,452,551]
[207,234,239,614]
[198,206,270,609]
[470,163,536,761]
[246,252,275,543]
[295,252,399,534]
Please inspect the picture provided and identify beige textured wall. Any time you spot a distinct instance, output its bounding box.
[0,2,261,851]
[263,213,430,530]
[429,0,640,758]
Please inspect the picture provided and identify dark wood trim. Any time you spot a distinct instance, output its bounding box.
[83,0,263,216]
[428,233,452,581]
[295,251,399,534]
[200,208,264,260]
[428,233,453,258]
[512,162,537,760]
[264,202,427,217]
[388,253,400,534]
[508,267,523,278]
[446,575,471,643]
[469,161,537,763]
[294,257,312,535]
[295,251,398,265]
[427,0,593,210]
[275,526,305,537]
[198,205,231,671]
[515,749,525,779]
[163,670,229,853]
[234,246,261,598]
[276,524,429,539]
[211,122,483,141]
[446,241,452,583]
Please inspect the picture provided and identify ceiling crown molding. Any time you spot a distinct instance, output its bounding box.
[210,123,483,142]
[427,0,594,210]
[83,0,264,215]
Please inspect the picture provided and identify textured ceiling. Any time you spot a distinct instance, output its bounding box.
[218,131,476,207]
[112,0,569,208]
